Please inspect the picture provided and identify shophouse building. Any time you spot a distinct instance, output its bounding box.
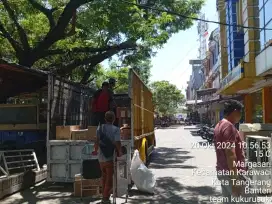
[196,28,222,124]
[217,0,262,123]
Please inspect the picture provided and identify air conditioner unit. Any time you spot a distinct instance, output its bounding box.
[245,135,272,194]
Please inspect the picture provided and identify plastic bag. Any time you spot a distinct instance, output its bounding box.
[130,150,156,194]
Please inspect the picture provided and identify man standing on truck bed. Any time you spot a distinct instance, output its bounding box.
[90,82,114,126]
[108,78,119,126]
[109,78,116,94]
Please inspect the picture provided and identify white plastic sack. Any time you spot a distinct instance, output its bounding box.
[130,150,156,194]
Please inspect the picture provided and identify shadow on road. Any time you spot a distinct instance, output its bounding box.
[4,181,100,204]
[128,177,220,204]
[149,147,196,169]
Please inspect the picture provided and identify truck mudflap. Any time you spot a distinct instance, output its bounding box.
[147,145,154,157]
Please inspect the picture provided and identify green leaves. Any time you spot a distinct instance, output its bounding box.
[150,80,185,116]
[95,59,152,93]
[0,0,204,81]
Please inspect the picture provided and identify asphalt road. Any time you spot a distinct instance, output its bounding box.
[2,125,271,204]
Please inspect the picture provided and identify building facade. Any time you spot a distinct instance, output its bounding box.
[196,27,223,124]
[225,0,245,72]
[185,60,204,121]
[186,76,194,100]
[217,0,266,123]
[186,0,272,124]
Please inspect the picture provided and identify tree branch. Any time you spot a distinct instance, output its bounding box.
[1,0,30,51]
[53,40,137,81]
[33,0,93,56]
[43,41,137,57]
[27,0,57,29]
[0,21,23,58]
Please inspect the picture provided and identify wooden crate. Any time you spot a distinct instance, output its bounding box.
[87,126,98,141]
[56,125,80,140]
[71,129,88,140]
[73,174,101,197]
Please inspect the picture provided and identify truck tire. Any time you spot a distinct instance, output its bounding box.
[145,142,149,166]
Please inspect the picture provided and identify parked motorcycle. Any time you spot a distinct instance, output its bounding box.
[198,124,215,141]
[206,128,214,143]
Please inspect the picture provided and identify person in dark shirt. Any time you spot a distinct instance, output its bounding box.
[108,78,118,126]
[90,82,114,126]
[108,78,116,94]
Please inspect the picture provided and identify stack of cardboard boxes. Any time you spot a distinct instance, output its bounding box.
[55,125,101,197]
[56,125,98,141]
[116,107,130,127]
[116,107,131,140]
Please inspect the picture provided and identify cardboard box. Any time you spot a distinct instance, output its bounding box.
[56,125,80,140]
[71,129,88,140]
[116,107,130,118]
[87,126,98,141]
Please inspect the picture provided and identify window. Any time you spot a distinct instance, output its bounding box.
[236,0,243,32]
[259,0,264,9]
[252,90,263,123]
[216,42,220,58]
[264,0,272,25]
[231,58,235,68]
[260,30,265,50]
[265,21,272,44]
[259,7,265,29]
[228,62,232,71]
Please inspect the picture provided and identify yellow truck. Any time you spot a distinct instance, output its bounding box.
[114,69,156,163]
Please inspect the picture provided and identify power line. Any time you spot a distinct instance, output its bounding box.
[121,0,272,31]
[179,64,192,79]
[169,41,199,73]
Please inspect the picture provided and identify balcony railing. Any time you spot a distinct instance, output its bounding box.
[220,62,244,89]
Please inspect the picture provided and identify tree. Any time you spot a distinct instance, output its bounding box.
[96,66,129,94]
[94,59,152,93]
[150,80,184,116]
[0,0,204,83]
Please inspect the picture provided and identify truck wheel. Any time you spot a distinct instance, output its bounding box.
[144,142,149,165]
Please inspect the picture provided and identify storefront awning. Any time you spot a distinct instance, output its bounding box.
[196,95,220,106]
[217,62,261,95]
[196,94,243,107]
[236,78,272,94]
[197,88,217,97]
